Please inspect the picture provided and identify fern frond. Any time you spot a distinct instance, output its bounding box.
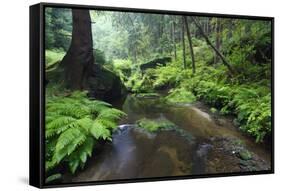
[97,108,126,121]
[53,127,87,164]
[46,116,76,138]
[67,137,96,173]
[45,89,126,175]
[90,120,111,140]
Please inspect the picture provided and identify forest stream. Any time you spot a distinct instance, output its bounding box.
[45,8,272,184]
[63,93,271,183]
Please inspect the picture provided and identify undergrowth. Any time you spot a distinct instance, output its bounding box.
[45,88,126,181]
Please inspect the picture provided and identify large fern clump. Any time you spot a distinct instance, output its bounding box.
[45,91,126,175]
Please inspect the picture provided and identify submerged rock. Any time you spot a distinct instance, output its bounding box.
[136,117,177,132]
[238,150,252,160]
[196,143,213,158]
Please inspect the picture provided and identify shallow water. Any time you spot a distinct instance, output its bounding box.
[64,94,271,183]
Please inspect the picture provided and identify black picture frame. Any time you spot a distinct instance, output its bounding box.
[30,2,274,188]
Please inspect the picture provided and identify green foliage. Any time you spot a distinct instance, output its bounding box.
[45,173,62,184]
[238,150,252,160]
[165,87,196,104]
[210,107,218,114]
[182,67,271,142]
[45,49,65,69]
[139,49,271,142]
[152,65,181,89]
[112,59,132,83]
[136,118,177,132]
[45,90,126,174]
[45,9,272,144]
[192,39,214,65]
[231,87,271,142]
[126,72,154,93]
[45,7,72,51]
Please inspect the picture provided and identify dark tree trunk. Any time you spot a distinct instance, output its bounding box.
[227,19,233,39]
[183,16,195,74]
[61,9,94,90]
[206,18,209,35]
[191,16,235,75]
[181,18,187,69]
[214,18,221,64]
[158,15,165,55]
[173,20,177,60]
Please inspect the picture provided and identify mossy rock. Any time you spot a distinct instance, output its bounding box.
[165,88,196,104]
[238,150,252,160]
[140,57,172,72]
[210,107,218,114]
[87,65,127,101]
[136,118,177,132]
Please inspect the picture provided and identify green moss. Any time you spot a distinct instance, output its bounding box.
[136,118,177,132]
[238,150,252,160]
[45,49,65,69]
[165,88,196,104]
[210,107,218,114]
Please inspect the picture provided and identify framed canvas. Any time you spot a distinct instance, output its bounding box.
[29,2,274,188]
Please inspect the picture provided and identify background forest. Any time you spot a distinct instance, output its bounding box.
[45,7,272,184]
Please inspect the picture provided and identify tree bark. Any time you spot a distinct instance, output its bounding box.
[191,16,235,75]
[206,18,209,35]
[183,16,195,74]
[214,18,222,64]
[61,9,94,90]
[172,20,177,60]
[181,18,187,69]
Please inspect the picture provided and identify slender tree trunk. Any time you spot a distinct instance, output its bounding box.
[214,18,221,64]
[206,18,209,35]
[173,20,177,60]
[183,16,195,74]
[61,9,94,90]
[133,46,137,64]
[158,15,165,55]
[181,18,187,69]
[191,16,235,75]
[227,19,233,39]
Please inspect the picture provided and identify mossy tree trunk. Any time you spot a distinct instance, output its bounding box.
[61,9,94,90]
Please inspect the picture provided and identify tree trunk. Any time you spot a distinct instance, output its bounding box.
[206,18,209,35]
[158,15,165,55]
[227,19,233,39]
[191,16,235,75]
[181,18,187,69]
[214,18,221,64]
[61,9,94,90]
[183,16,195,74]
[126,14,139,65]
[214,19,218,64]
[173,20,177,60]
